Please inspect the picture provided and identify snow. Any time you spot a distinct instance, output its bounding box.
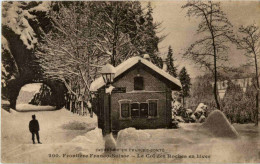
[172,101,182,110]
[28,2,50,12]
[2,108,99,163]
[175,116,185,122]
[186,109,193,114]
[117,128,151,148]
[87,101,92,108]
[202,110,239,138]
[2,108,259,163]
[16,104,56,111]
[90,56,182,91]
[115,125,259,163]
[2,2,46,50]
[198,115,206,123]
[71,128,104,144]
[1,36,10,52]
[194,103,207,114]
[105,85,115,94]
[104,133,116,150]
[190,114,196,120]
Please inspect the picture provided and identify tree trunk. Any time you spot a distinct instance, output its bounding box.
[212,34,221,110]
[70,100,72,112]
[182,94,185,108]
[81,101,84,116]
[111,2,118,67]
[213,68,221,110]
[254,51,259,126]
[256,92,259,126]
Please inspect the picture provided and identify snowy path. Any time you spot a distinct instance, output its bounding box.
[16,104,56,111]
[1,108,100,163]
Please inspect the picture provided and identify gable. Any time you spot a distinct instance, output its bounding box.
[90,56,182,92]
[114,62,181,91]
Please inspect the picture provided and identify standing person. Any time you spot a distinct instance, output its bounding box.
[29,115,42,144]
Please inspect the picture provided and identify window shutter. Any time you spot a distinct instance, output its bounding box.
[121,103,130,118]
[131,103,140,117]
[140,103,148,118]
[148,100,158,117]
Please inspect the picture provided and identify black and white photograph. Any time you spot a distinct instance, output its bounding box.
[1,0,260,163]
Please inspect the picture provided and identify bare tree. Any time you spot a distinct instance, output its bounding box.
[36,2,107,104]
[36,2,161,107]
[234,24,259,126]
[182,1,234,110]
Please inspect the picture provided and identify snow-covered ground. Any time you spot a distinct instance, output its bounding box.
[16,104,56,111]
[1,108,100,163]
[1,108,259,163]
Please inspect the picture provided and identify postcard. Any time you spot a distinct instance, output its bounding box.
[1,1,260,163]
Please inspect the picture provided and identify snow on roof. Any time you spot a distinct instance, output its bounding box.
[90,56,182,92]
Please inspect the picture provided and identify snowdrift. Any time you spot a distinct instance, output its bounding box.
[16,104,56,111]
[71,128,104,145]
[201,110,239,138]
[117,128,151,147]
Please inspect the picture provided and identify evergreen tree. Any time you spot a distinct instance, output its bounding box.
[29,84,54,106]
[166,46,177,77]
[142,2,163,68]
[234,24,260,126]
[179,67,191,107]
[244,81,257,123]
[222,80,247,123]
[186,74,215,113]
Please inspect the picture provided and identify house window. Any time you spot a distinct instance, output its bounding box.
[134,77,144,90]
[131,103,140,118]
[119,100,131,118]
[148,100,158,117]
[140,103,148,118]
[119,100,158,119]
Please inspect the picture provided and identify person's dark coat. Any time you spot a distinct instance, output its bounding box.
[29,120,40,132]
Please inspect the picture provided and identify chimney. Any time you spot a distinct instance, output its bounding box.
[162,59,167,72]
[143,54,150,61]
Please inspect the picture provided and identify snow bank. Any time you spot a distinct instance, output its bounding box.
[9,108,18,114]
[104,133,116,149]
[201,110,239,138]
[16,104,56,111]
[2,109,11,115]
[61,121,91,130]
[117,128,151,147]
[71,128,104,145]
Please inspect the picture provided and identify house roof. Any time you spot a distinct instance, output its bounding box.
[90,56,182,92]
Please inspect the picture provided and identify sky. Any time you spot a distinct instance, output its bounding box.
[147,1,260,78]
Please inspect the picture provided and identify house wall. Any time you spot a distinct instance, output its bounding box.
[110,65,172,131]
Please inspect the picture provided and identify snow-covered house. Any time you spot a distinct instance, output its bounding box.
[90,55,181,132]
